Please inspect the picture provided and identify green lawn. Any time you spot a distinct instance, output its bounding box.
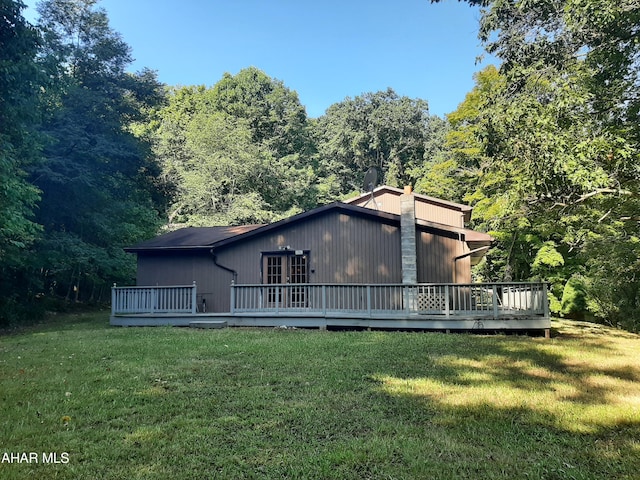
[1,314,639,479]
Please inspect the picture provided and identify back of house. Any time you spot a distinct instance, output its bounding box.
[124,186,492,314]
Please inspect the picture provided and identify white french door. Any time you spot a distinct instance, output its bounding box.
[263,253,308,308]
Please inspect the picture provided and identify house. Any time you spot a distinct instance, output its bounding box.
[113,186,549,332]
[125,186,491,311]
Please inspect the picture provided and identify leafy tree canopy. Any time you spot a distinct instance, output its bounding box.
[433,0,640,329]
[152,69,316,227]
[30,0,165,304]
[313,88,443,198]
[210,66,313,160]
[0,0,45,323]
[0,0,43,263]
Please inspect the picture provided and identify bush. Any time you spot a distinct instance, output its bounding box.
[560,276,588,319]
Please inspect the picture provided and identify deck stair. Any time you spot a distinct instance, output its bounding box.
[189,320,228,329]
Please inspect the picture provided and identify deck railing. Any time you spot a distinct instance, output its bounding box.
[231,282,549,319]
[111,282,197,315]
[111,282,549,320]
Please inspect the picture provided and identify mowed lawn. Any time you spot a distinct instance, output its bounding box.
[1,314,639,479]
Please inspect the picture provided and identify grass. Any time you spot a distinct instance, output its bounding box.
[1,314,639,479]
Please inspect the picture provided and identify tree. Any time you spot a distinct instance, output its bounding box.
[32,0,165,303]
[0,0,42,263]
[152,69,317,227]
[178,112,284,225]
[210,66,313,160]
[313,89,437,197]
[415,66,504,203]
[433,0,640,329]
[0,0,44,323]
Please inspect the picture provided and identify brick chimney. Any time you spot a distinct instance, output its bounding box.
[400,186,417,284]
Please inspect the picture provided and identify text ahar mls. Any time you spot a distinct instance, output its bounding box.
[1,452,69,464]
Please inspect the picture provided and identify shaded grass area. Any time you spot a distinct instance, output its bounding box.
[1,314,639,479]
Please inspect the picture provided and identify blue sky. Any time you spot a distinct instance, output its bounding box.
[23,0,497,118]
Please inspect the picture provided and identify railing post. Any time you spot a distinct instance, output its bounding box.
[367,285,372,318]
[230,281,236,314]
[493,284,499,319]
[404,285,409,315]
[111,283,117,315]
[150,287,155,314]
[259,284,264,310]
[322,285,327,315]
[543,283,550,319]
[445,285,450,318]
[191,281,197,314]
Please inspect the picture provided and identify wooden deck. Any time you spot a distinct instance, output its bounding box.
[110,282,550,332]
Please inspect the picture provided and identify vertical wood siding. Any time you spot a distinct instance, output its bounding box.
[215,210,402,286]
[416,228,469,283]
[351,191,465,227]
[136,251,224,311]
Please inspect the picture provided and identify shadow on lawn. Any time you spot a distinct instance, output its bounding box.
[380,395,640,478]
[0,311,111,337]
[362,325,640,477]
[400,322,636,394]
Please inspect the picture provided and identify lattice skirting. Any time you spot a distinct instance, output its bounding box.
[418,292,447,311]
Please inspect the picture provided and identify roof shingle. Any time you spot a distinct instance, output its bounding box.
[125,225,264,252]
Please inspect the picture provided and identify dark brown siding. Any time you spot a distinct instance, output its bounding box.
[136,250,229,312]
[215,210,402,286]
[416,228,469,283]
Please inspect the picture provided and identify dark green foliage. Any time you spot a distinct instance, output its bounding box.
[313,89,437,197]
[152,70,317,227]
[0,0,42,262]
[0,0,44,323]
[560,276,588,319]
[431,0,640,330]
[582,235,640,330]
[25,0,165,309]
[210,67,313,160]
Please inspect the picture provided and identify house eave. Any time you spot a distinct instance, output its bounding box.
[124,245,213,254]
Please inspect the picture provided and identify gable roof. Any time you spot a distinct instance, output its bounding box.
[345,186,473,223]
[126,202,492,253]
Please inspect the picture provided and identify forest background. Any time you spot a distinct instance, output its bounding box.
[1,0,639,331]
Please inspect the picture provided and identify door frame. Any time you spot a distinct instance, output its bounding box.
[260,250,310,308]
